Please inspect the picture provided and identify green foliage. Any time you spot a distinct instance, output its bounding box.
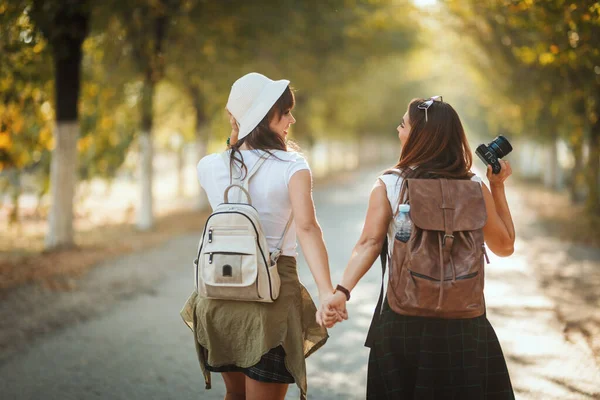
[78,33,138,181]
[2,0,421,221]
[445,0,600,211]
[0,0,53,172]
[164,0,418,145]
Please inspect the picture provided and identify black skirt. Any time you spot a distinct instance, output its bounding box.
[204,345,295,384]
[366,300,515,400]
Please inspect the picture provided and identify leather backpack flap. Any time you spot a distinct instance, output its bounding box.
[407,179,487,232]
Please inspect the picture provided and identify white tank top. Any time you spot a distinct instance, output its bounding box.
[197,149,310,257]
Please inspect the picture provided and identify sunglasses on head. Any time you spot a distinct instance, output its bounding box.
[417,95,443,122]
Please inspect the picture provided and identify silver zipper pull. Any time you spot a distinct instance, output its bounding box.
[482,245,490,264]
[208,229,213,243]
[209,253,213,264]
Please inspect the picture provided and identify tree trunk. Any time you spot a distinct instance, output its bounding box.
[136,78,155,230]
[192,92,209,210]
[569,133,585,204]
[569,95,587,204]
[45,121,79,247]
[586,123,600,214]
[41,3,88,249]
[8,171,21,226]
[544,136,559,190]
[132,7,170,229]
[177,145,185,197]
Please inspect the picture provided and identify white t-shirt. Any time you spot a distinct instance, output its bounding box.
[197,149,310,257]
[378,169,483,256]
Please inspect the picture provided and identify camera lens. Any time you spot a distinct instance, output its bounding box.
[489,135,513,158]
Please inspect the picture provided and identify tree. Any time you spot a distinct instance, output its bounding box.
[0,1,53,224]
[446,0,600,212]
[114,0,181,230]
[30,0,91,248]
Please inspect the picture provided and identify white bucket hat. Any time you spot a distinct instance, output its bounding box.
[226,72,290,140]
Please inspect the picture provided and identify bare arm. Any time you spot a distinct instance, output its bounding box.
[482,160,516,257]
[340,179,392,292]
[288,170,334,299]
[324,179,392,315]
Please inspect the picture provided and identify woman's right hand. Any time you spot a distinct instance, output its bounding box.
[227,111,239,146]
[486,160,512,187]
[482,159,516,257]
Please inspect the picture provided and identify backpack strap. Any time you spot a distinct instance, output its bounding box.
[364,236,388,348]
[439,178,455,250]
[269,212,294,264]
[383,170,408,219]
[437,178,457,310]
[220,151,270,203]
[220,151,293,263]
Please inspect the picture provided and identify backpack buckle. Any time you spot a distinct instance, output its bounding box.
[443,234,454,247]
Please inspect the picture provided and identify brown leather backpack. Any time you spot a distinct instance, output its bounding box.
[387,177,489,318]
[366,177,489,346]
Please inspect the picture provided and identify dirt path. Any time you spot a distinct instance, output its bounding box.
[0,165,599,399]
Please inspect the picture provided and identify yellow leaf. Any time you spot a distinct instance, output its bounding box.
[33,42,45,54]
[100,116,113,130]
[39,127,53,146]
[0,133,12,149]
[539,52,555,65]
[87,83,99,97]
[77,135,92,152]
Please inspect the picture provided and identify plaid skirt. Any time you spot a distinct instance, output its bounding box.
[366,300,515,400]
[204,345,295,384]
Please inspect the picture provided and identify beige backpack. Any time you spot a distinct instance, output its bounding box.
[194,153,292,302]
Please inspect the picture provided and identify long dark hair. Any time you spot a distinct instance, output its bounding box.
[229,86,296,180]
[390,98,474,201]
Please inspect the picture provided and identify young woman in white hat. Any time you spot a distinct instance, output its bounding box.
[181,72,343,400]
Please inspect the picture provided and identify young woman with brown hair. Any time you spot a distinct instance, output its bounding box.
[322,97,516,399]
[181,73,342,400]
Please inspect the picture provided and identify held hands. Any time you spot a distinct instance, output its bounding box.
[487,160,512,188]
[316,291,348,329]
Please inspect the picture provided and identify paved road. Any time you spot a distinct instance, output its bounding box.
[1,165,599,399]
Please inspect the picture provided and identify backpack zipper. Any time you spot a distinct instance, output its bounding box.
[207,251,248,264]
[482,245,490,264]
[208,227,248,243]
[409,270,479,281]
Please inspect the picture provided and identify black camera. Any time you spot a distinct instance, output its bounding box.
[475,135,513,174]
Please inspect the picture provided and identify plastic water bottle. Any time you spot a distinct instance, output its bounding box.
[394,204,412,242]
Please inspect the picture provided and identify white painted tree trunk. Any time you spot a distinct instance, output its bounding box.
[176,146,185,197]
[45,121,79,249]
[195,136,209,210]
[136,132,154,230]
[543,139,560,189]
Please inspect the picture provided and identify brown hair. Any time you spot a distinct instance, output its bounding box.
[229,86,296,180]
[394,98,473,179]
[391,98,474,201]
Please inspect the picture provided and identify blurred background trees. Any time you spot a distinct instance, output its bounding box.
[445,0,600,213]
[1,0,599,249]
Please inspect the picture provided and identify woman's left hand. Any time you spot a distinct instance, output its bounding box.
[316,292,348,328]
